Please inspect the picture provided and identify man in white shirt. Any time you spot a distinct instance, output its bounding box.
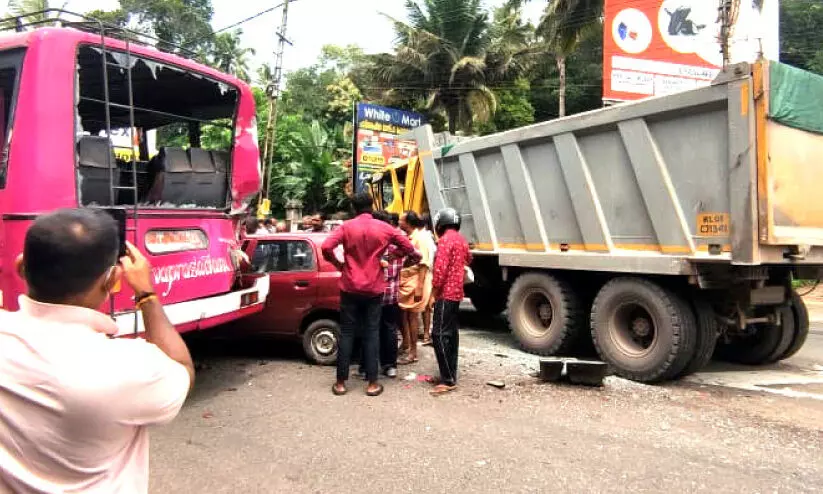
[0,209,194,493]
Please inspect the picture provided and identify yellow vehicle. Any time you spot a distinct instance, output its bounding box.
[368,154,428,215]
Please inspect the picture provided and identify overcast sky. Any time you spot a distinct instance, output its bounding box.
[1,0,545,75]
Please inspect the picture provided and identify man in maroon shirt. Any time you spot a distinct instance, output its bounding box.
[430,208,472,395]
[322,194,420,396]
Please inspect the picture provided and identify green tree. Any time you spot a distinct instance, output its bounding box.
[119,0,214,54]
[5,0,67,23]
[269,117,349,214]
[211,29,255,82]
[536,0,603,117]
[780,0,823,74]
[477,78,535,135]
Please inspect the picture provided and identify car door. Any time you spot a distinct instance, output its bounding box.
[243,238,319,335]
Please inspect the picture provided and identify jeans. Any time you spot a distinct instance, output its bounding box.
[431,300,461,386]
[338,291,382,383]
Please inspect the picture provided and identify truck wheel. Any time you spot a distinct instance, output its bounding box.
[677,297,719,377]
[591,278,696,383]
[715,306,793,365]
[507,272,582,356]
[778,290,810,360]
[467,287,508,316]
[302,319,340,366]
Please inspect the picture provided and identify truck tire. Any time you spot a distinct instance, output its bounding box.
[591,278,696,383]
[677,297,719,378]
[467,286,507,316]
[302,319,340,366]
[715,305,793,365]
[778,290,810,360]
[507,272,582,356]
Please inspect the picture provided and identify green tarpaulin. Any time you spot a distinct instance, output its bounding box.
[769,61,823,135]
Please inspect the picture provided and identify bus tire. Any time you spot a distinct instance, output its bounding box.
[591,278,696,383]
[507,272,582,356]
[677,297,719,377]
[779,290,810,361]
[302,319,340,366]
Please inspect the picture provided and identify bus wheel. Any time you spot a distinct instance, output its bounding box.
[676,297,719,378]
[591,278,696,383]
[778,290,810,361]
[507,272,583,356]
[715,305,794,365]
[303,319,340,366]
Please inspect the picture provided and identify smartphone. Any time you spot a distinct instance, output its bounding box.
[102,208,127,258]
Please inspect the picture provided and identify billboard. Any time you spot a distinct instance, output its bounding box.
[603,0,779,102]
[353,103,425,193]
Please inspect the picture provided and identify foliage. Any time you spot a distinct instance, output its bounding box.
[780,0,823,75]
[5,0,65,23]
[119,0,214,54]
[268,117,350,215]
[211,29,255,82]
[476,78,535,135]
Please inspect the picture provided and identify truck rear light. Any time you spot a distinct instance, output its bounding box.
[145,229,208,254]
[240,291,259,307]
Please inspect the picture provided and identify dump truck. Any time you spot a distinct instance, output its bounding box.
[369,60,823,383]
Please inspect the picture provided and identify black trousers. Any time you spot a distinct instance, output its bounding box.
[379,304,400,368]
[338,291,382,383]
[431,300,461,386]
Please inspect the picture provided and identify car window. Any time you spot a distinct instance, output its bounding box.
[250,240,314,273]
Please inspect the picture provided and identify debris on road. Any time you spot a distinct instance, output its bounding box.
[486,380,506,389]
[201,411,214,419]
[403,372,417,381]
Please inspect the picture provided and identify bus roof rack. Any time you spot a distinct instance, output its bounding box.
[0,9,200,59]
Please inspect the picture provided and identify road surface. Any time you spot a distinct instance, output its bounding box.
[149,310,823,493]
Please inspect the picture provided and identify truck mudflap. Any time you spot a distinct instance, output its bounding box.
[112,275,270,336]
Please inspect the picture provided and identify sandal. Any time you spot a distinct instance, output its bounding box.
[332,383,347,396]
[397,356,418,365]
[430,384,457,396]
[421,339,433,346]
[366,384,384,397]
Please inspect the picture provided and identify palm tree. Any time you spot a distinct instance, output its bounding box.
[537,0,603,117]
[211,29,256,82]
[378,0,531,134]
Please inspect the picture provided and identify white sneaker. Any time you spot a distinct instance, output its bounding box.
[385,367,398,378]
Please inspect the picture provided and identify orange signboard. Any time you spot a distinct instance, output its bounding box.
[603,0,778,102]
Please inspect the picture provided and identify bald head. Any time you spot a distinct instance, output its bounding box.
[23,209,119,303]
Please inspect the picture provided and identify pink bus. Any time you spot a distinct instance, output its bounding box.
[0,18,269,335]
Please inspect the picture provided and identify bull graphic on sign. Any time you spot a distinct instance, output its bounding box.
[664,7,706,36]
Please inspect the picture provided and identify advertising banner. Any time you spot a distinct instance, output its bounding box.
[353,103,425,193]
[603,0,779,102]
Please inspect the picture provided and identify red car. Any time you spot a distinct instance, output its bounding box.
[232,233,342,365]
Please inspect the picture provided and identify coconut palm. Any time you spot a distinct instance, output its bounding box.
[211,29,255,82]
[537,0,603,117]
[378,0,530,133]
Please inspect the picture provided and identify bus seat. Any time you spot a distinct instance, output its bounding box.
[210,150,230,207]
[153,147,192,204]
[188,147,222,207]
[77,136,118,206]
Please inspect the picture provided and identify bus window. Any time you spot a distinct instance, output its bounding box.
[0,49,25,189]
[75,45,238,208]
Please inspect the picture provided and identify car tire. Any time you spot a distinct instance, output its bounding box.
[507,272,582,356]
[591,278,696,383]
[302,319,340,366]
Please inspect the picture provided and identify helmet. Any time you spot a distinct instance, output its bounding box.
[434,208,461,233]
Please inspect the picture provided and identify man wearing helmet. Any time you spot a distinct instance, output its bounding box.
[429,208,472,395]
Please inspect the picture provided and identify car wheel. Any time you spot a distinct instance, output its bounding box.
[302,319,340,366]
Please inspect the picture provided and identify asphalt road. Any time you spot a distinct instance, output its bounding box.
[149,311,823,493]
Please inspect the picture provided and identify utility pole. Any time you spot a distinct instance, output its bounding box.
[260,0,293,203]
[718,0,740,67]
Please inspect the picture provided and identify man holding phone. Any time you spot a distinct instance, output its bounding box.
[0,209,194,493]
